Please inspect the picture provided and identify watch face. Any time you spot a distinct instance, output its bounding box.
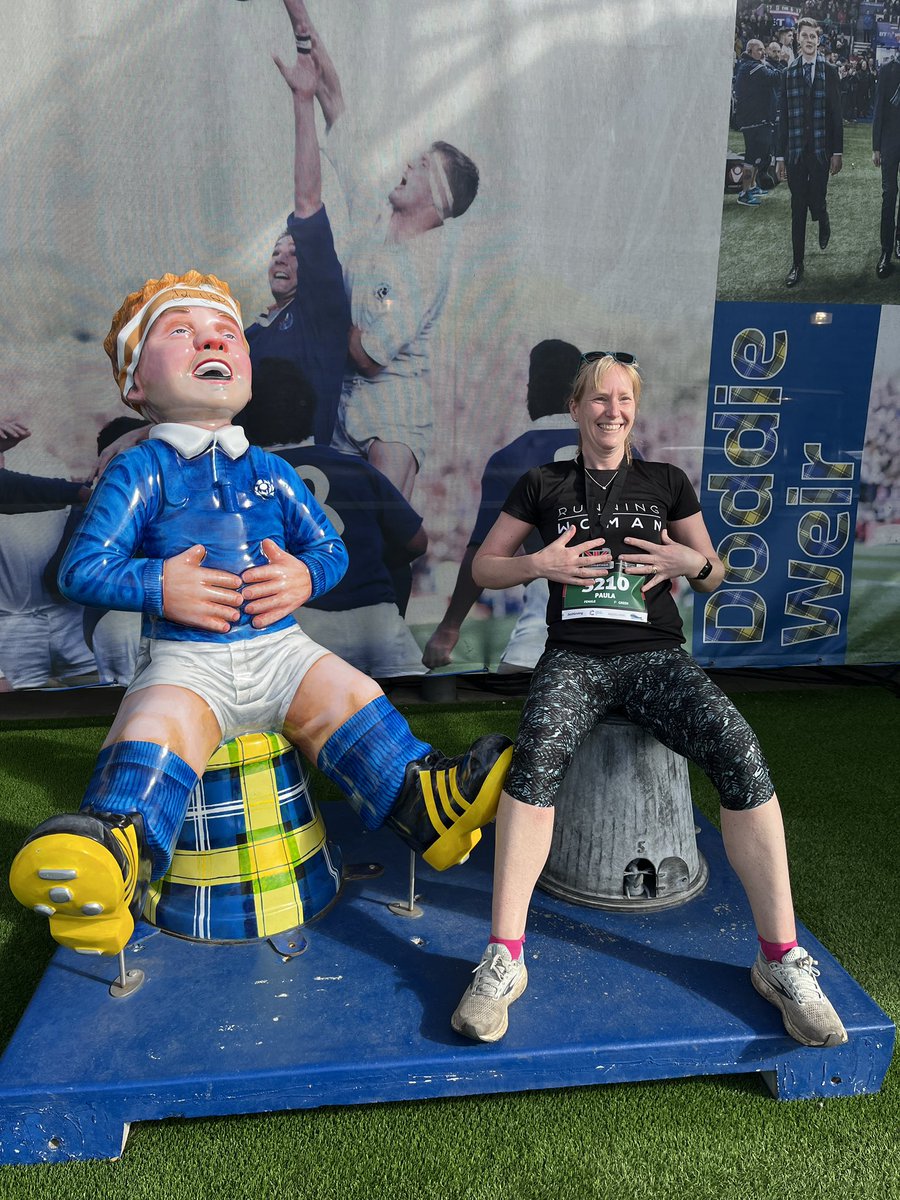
[696,559,712,580]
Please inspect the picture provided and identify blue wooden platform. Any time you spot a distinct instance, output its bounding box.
[0,807,893,1164]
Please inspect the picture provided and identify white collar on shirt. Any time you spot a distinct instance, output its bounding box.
[149,423,250,460]
[253,302,290,328]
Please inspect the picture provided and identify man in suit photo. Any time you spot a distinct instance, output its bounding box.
[775,17,843,288]
[872,53,900,279]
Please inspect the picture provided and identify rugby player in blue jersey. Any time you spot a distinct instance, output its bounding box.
[241,358,428,678]
[423,341,583,672]
[283,0,480,500]
[244,7,349,447]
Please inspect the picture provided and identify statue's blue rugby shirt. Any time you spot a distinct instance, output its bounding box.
[58,424,347,643]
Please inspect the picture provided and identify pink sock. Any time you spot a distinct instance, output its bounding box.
[758,936,798,963]
[489,934,525,960]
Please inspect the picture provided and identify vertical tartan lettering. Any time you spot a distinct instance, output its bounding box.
[707,473,775,527]
[789,487,854,506]
[730,327,788,380]
[797,511,851,558]
[801,443,855,481]
[701,306,877,665]
[728,386,783,406]
[717,531,769,585]
[713,412,780,469]
[702,589,766,643]
[782,561,844,645]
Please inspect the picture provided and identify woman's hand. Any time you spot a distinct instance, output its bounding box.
[619,530,707,593]
[533,525,612,586]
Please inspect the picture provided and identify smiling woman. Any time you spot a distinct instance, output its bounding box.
[450,354,848,1054]
[569,356,639,470]
[469,355,722,652]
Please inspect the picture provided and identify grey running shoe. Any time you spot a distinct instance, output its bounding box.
[751,946,848,1047]
[451,943,528,1043]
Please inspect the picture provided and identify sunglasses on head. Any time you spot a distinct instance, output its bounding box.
[581,351,639,366]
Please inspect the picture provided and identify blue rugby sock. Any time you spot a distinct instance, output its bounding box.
[318,697,431,831]
[80,740,198,878]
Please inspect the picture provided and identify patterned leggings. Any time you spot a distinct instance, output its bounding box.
[506,646,774,812]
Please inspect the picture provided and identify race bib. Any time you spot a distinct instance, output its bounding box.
[561,559,648,623]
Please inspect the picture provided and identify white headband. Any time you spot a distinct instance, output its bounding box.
[428,151,455,221]
[115,283,245,401]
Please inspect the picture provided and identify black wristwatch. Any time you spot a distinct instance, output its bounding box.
[691,557,713,581]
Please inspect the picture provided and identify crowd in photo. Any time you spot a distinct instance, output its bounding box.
[730,7,900,284]
[734,3,893,125]
[736,2,858,53]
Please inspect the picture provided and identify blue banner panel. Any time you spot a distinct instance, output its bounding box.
[694,302,881,669]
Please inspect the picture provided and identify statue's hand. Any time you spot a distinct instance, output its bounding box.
[241,538,312,628]
[162,545,243,632]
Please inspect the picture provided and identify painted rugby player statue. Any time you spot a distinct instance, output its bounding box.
[9,272,511,956]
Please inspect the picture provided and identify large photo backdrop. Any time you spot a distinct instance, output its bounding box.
[11,1,895,695]
[0,0,736,693]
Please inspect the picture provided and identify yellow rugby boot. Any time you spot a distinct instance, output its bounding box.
[387,734,513,870]
[9,811,151,956]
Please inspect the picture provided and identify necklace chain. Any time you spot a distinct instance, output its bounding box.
[584,466,620,491]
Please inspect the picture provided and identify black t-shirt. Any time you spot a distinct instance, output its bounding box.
[503,458,701,656]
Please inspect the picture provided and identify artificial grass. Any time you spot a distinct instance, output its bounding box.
[0,689,896,1200]
[847,543,900,664]
[717,122,893,304]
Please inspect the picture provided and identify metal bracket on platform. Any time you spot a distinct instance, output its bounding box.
[388,849,423,918]
[267,929,309,960]
[109,949,145,999]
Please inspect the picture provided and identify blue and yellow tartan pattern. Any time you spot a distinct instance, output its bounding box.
[144,732,342,942]
[784,61,827,163]
[730,329,788,381]
[702,588,767,643]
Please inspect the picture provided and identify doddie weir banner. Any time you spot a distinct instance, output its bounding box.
[694,301,881,669]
